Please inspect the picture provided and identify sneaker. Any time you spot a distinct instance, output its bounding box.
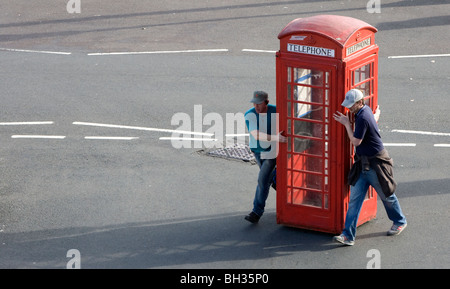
[244,212,260,224]
[333,234,355,246]
[387,223,407,236]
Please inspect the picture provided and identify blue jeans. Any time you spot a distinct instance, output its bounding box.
[343,168,407,241]
[252,152,276,217]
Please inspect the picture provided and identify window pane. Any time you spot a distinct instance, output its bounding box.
[289,188,323,208]
[353,63,371,85]
[293,103,324,121]
[287,84,291,100]
[293,68,310,84]
[291,171,322,190]
[293,68,324,87]
[287,153,292,169]
[294,86,324,104]
[355,80,371,98]
[293,121,324,138]
[288,154,324,174]
[291,137,323,156]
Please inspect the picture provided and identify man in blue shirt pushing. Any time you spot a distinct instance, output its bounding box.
[244,91,287,224]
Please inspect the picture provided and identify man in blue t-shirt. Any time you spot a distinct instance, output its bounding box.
[244,91,287,223]
[333,89,407,245]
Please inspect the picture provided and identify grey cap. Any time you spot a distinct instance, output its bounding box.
[250,91,268,104]
[341,89,364,108]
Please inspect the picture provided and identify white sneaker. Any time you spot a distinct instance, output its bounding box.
[387,223,407,236]
[333,234,355,246]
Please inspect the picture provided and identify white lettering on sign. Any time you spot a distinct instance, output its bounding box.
[347,38,371,56]
[287,43,335,58]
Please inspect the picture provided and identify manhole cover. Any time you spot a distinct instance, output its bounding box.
[198,143,256,164]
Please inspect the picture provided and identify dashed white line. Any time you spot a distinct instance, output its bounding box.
[73,121,213,137]
[434,144,450,148]
[87,49,229,56]
[85,136,139,140]
[242,49,277,54]
[392,129,450,137]
[11,135,66,139]
[3,47,447,59]
[159,137,218,142]
[384,143,416,147]
[388,53,450,59]
[0,48,72,55]
[225,133,249,137]
[0,121,54,125]
[3,121,447,148]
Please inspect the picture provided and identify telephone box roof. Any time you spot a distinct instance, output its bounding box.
[278,15,377,47]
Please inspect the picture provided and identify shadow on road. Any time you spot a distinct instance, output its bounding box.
[0,211,338,269]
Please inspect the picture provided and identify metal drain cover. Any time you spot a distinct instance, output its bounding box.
[199,143,256,164]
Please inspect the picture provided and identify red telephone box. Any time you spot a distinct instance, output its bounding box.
[276,15,379,234]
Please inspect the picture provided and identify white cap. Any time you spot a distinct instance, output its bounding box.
[341,89,364,108]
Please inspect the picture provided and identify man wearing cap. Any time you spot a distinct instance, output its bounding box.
[244,91,287,223]
[332,89,407,246]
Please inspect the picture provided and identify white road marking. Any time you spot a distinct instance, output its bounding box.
[3,121,447,148]
[159,137,218,142]
[434,144,450,148]
[388,53,450,59]
[3,48,447,58]
[225,133,249,137]
[392,129,450,137]
[0,121,54,125]
[384,143,416,147]
[73,121,213,136]
[0,48,71,55]
[85,136,139,140]
[242,49,277,53]
[11,135,66,139]
[87,49,229,56]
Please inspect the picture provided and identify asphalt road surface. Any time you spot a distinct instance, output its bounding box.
[0,0,449,270]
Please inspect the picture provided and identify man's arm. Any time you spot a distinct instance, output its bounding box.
[374,105,380,122]
[249,130,287,143]
[333,111,363,147]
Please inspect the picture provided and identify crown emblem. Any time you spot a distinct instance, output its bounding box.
[304,36,316,45]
